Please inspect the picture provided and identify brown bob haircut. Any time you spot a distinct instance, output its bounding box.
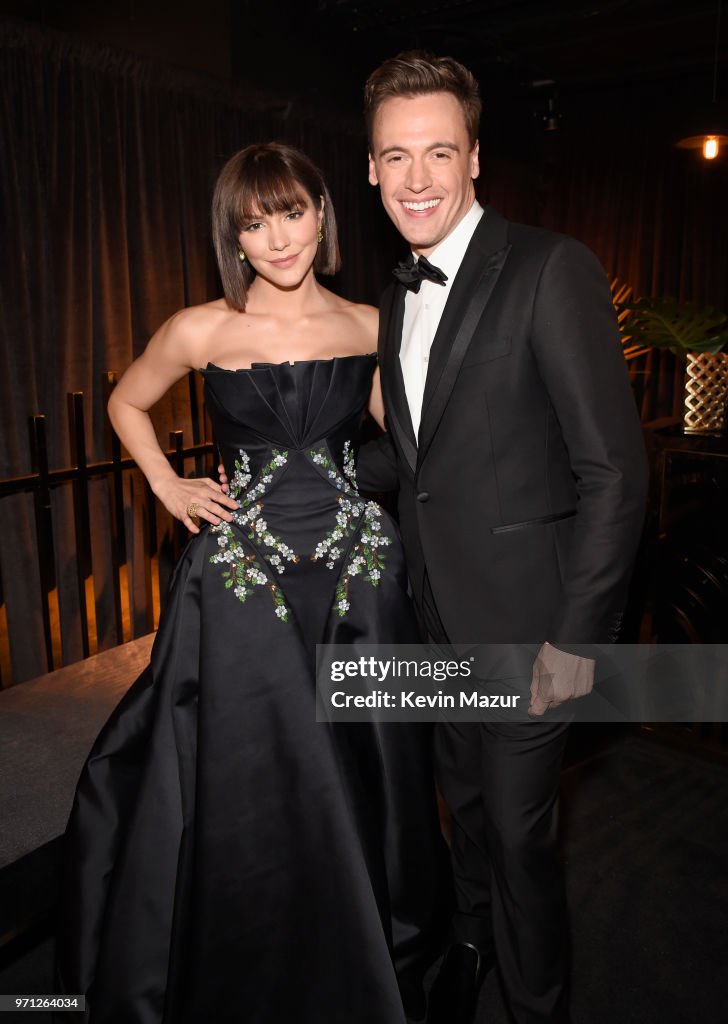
[364,50,481,149]
[212,142,340,311]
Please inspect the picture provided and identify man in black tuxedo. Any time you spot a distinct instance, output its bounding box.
[358,53,649,1024]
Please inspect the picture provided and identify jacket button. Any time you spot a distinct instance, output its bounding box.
[417,491,430,503]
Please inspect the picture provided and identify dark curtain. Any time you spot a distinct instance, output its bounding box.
[527,98,728,422]
[482,89,728,423]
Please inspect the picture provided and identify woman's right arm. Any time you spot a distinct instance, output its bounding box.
[108,310,238,533]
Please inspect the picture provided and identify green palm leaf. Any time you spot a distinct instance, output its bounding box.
[616,296,728,361]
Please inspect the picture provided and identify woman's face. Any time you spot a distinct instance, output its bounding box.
[237,192,323,289]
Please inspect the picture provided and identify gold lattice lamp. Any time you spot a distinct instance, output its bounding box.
[684,353,728,434]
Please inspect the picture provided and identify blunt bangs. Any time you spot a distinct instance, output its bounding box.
[236,166,312,226]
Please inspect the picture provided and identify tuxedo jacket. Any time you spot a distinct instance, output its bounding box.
[358,207,649,644]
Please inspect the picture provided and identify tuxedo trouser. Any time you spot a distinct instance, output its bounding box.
[434,719,571,1024]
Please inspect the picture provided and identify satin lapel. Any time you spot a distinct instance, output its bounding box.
[418,215,512,468]
[379,283,417,476]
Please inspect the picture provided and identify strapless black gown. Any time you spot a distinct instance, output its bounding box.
[57,355,446,1024]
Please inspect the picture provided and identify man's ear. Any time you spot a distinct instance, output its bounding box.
[470,140,480,181]
[368,153,379,187]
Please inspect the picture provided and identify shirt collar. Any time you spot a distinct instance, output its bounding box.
[414,201,484,285]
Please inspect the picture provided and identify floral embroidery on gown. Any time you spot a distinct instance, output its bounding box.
[57,355,446,1024]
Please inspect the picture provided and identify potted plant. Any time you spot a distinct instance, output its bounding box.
[616,294,728,434]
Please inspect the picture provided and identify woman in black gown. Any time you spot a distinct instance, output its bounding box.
[56,143,446,1023]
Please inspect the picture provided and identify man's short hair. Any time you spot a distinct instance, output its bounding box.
[364,50,481,148]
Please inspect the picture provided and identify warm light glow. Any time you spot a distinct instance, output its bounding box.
[675,132,728,155]
[703,135,719,159]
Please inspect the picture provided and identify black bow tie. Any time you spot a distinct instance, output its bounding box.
[392,255,448,293]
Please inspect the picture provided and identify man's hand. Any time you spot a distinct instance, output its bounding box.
[528,642,595,716]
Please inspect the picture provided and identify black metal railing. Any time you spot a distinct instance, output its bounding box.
[0,373,215,688]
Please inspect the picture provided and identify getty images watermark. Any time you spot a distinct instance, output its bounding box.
[315,644,728,722]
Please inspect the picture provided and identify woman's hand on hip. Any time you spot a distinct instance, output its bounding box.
[154,475,239,534]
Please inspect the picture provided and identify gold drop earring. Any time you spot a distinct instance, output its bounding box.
[316,227,323,244]
[238,249,247,262]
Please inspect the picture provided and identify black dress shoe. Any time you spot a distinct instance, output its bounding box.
[426,943,489,1024]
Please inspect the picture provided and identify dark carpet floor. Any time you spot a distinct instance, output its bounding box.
[1,729,726,1023]
[473,730,728,1023]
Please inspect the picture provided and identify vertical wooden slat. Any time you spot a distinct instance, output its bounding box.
[29,415,57,671]
[68,391,96,658]
[142,478,161,630]
[187,370,204,479]
[170,430,185,478]
[169,430,186,568]
[145,478,158,560]
[103,372,127,644]
[132,472,156,638]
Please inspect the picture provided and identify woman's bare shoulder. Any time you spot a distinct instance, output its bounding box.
[151,299,239,364]
[164,298,234,335]
[329,297,379,353]
[344,301,379,325]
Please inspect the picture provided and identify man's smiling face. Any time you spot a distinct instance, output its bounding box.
[368,90,479,258]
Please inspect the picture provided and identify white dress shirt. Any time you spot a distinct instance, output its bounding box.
[400,201,485,439]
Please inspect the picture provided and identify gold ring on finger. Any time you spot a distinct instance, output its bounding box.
[186,502,201,525]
